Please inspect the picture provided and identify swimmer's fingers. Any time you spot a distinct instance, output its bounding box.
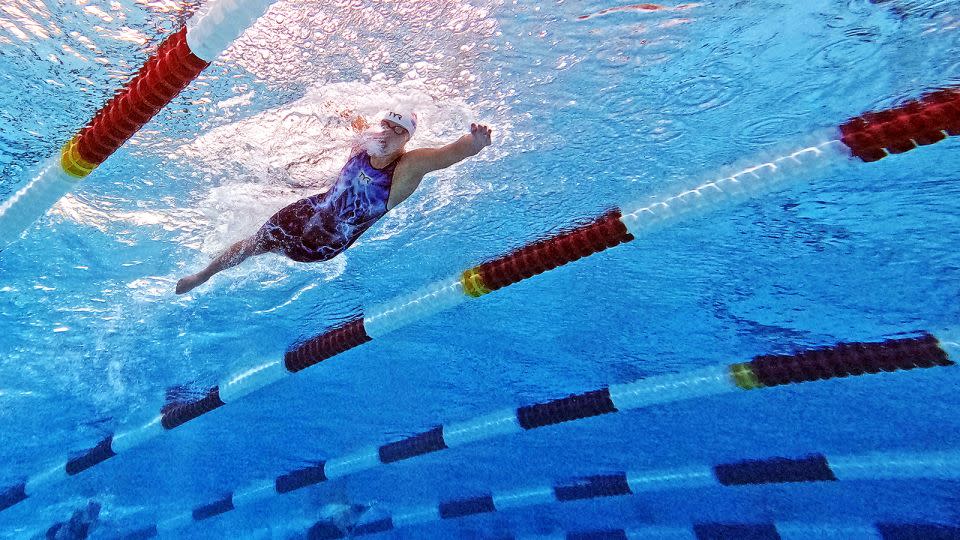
[470,123,493,147]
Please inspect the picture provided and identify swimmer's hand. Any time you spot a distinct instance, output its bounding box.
[339,108,368,132]
[468,123,493,154]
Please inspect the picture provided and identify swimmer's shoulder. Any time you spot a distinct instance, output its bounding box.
[394,147,438,180]
[386,152,428,210]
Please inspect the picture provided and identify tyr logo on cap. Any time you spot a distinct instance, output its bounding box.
[383,110,417,136]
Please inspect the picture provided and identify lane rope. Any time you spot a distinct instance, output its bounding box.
[115,333,956,537]
[0,0,278,251]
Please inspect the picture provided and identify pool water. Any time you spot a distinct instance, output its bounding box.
[0,0,959,538]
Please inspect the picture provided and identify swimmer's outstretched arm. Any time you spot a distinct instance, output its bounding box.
[388,123,493,208]
[406,123,493,173]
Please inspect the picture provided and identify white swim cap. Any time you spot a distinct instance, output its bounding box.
[381,110,418,137]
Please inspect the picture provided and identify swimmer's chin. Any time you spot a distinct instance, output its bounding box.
[364,141,389,157]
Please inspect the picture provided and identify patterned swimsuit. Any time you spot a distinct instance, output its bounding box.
[258,151,398,262]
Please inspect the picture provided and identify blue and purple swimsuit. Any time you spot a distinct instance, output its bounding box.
[258,150,398,262]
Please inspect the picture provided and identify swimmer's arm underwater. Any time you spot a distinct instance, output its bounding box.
[405,123,493,174]
[388,123,493,208]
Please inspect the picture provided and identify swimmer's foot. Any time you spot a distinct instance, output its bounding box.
[175,273,207,294]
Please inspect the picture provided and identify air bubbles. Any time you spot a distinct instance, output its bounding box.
[225,0,500,102]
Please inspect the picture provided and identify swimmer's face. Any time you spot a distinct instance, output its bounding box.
[363,119,410,157]
[369,119,409,155]
[381,119,409,139]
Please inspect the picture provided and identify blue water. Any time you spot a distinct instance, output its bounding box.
[1,0,959,538]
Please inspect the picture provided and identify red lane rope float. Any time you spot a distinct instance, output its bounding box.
[466,209,635,296]
[839,88,960,162]
[737,333,950,387]
[73,27,209,171]
[160,387,226,430]
[284,319,372,373]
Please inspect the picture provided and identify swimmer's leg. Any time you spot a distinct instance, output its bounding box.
[175,235,270,294]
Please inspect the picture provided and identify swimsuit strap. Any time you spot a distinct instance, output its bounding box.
[364,151,402,175]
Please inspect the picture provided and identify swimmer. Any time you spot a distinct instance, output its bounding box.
[175,110,493,294]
